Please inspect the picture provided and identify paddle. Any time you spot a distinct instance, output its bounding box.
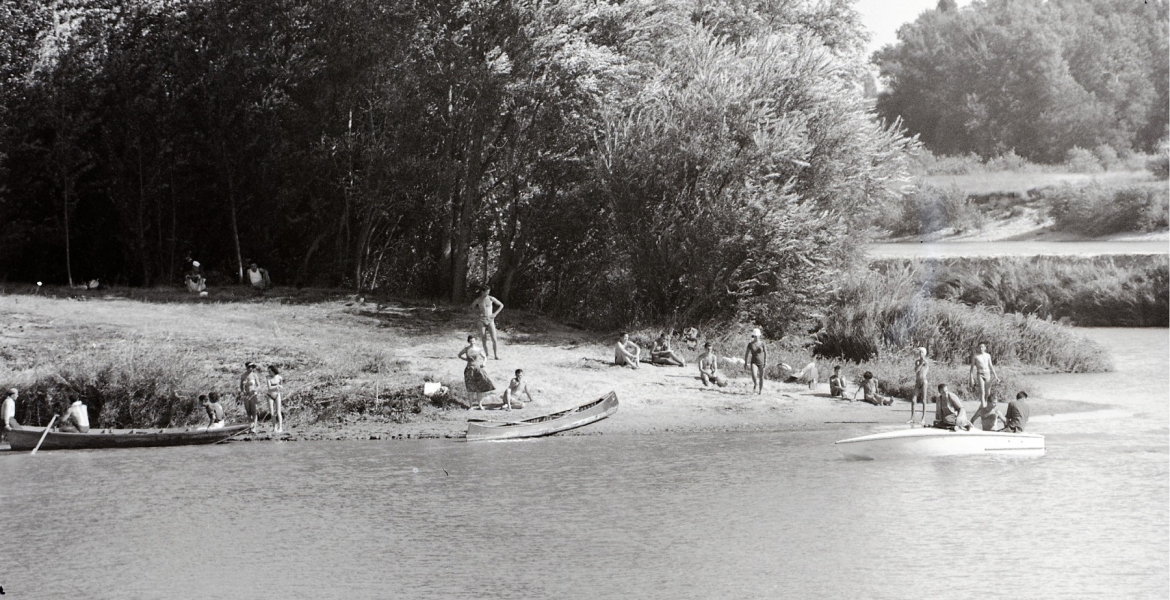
[215,426,252,444]
[30,415,58,455]
[467,417,533,426]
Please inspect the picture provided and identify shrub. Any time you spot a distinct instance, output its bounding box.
[1148,138,1169,180]
[1064,147,1104,173]
[878,185,986,236]
[1046,184,1170,236]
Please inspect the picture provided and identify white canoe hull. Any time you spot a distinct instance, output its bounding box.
[835,427,1045,460]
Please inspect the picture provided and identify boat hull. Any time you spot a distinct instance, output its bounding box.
[466,391,618,441]
[835,427,1045,460]
[6,424,250,451]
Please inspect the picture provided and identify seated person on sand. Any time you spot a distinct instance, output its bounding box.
[501,369,535,411]
[829,366,846,397]
[782,362,818,390]
[58,398,90,433]
[852,371,891,406]
[697,343,727,387]
[683,327,700,351]
[246,262,271,293]
[651,333,686,367]
[1001,391,1031,433]
[185,261,206,293]
[202,393,226,430]
[615,333,642,369]
[934,383,972,430]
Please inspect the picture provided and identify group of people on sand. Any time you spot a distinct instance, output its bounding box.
[184,260,271,295]
[238,361,284,432]
[457,286,535,411]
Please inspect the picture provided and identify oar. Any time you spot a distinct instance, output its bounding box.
[30,415,58,455]
[215,426,252,444]
[467,417,533,426]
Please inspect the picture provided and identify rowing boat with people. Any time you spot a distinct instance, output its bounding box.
[6,424,250,451]
[466,391,618,441]
[835,427,1045,460]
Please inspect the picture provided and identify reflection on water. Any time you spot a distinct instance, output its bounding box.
[867,240,1169,259]
[2,330,1166,600]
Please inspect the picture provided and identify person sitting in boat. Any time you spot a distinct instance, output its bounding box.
[651,333,686,367]
[1,388,19,434]
[968,390,1003,431]
[501,369,534,410]
[828,366,846,397]
[852,372,891,406]
[1001,391,1031,433]
[58,398,90,433]
[202,393,226,430]
[697,343,727,387]
[934,383,972,431]
[615,333,642,369]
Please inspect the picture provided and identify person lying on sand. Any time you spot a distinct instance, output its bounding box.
[782,362,818,389]
[651,333,686,367]
[501,369,535,410]
[934,383,972,430]
[697,343,727,387]
[202,393,225,430]
[852,371,891,406]
[58,398,90,433]
[615,333,641,369]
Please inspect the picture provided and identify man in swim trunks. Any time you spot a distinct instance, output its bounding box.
[697,343,726,387]
[969,342,1000,410]
[59,398,91,433]
[934,383,972,430]
[615,333,642,368]
[1002,391,1031,433]
[471,286,504,360]
[852,371,891,406]
[651,333,686,367]
[202,393,226,430]
[910,347,929,425]
[501,369,535,410]
[829,366,846,397]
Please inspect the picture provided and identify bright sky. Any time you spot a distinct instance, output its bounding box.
[854,0,973,55]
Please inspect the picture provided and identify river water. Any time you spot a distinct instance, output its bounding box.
[867,240,1168,259]
[2,329,1166,600]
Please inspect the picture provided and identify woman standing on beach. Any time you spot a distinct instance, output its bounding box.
[459,335,496,409]
[267,365,284,433]
[744,328,768,395]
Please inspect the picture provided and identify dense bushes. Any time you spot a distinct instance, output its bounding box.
[1044,184,1170,236]
[876,184,986,237]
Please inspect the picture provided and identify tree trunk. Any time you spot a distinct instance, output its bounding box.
[62,184,73,288]
[221,141,244,282]
[450,116,486,301]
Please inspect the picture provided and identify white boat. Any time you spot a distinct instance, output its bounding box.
[835,427,1045,460]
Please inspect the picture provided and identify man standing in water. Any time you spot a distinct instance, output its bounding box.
[471,286,504,360]
[969,342,1000,416]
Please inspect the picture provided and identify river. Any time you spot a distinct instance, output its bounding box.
[867,240,1168,259]
[1,329,1166,600]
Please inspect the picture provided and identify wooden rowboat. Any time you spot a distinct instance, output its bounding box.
[6,424,250,451]
[835,427,1045,460]
[466,391,618,441]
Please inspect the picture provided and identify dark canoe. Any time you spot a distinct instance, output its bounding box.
[466,391,618,441]
[6,424,250,451]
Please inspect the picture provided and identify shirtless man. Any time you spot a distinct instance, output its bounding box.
[502,369,535,410]
[59,398,90,433]
[239,362,264,432]
[935,383,971,430]
[202,393,226,430]
[651,333,686,367]
[909,347,929,425]
[615,333,641,369]
[969,391,1003,431]
[828,366,846,397]
[471,286,504,360]
[1,388,19,434]
[969,342,1000,414]
[697,343,726,387]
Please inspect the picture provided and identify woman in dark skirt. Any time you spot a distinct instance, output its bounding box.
[458,335,495,409]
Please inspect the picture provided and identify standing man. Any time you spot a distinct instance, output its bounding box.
[239,362,264,431]
[59,397,90,433]
[1,388,19,436]
[615,333,642,369]
[471,286,504,360]
[910,347,930,425]
[969,342,1000,415]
